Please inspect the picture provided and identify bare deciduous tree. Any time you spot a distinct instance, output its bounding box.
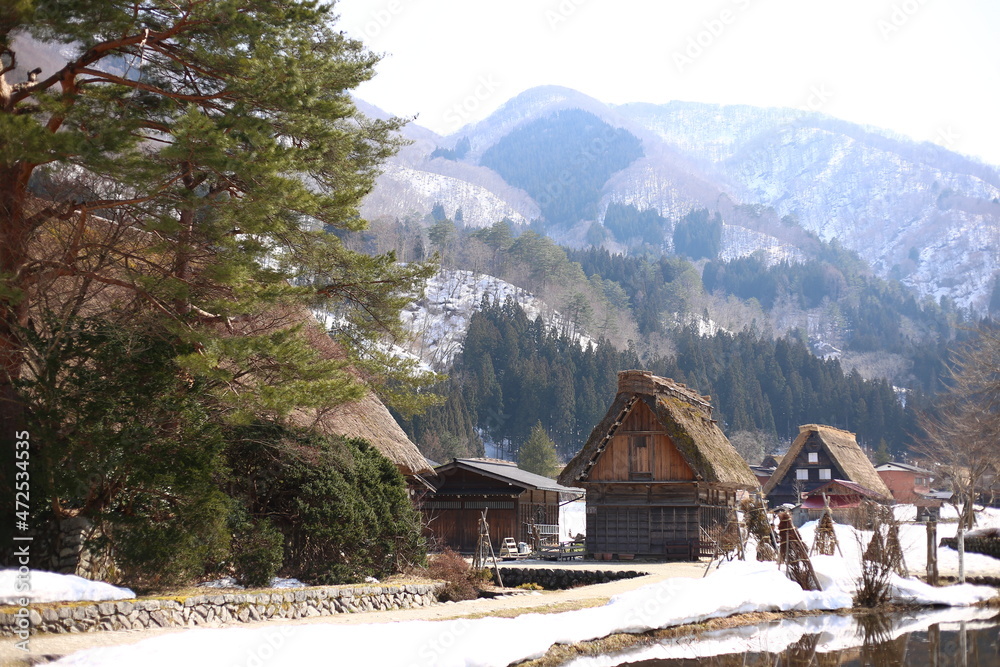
[916,325,1000,582]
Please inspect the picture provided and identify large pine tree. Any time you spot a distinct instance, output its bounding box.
[1,2,435,575]
[1,2,434,435]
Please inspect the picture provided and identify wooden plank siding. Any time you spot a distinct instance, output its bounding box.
[588,400,695,483]
[422,503,517,553]
[422,471,566,553]
[586,505,700,556]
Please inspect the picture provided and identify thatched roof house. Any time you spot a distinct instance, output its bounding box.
[559,371,758,489]
[763,424,890,507]
[559,370,756,560]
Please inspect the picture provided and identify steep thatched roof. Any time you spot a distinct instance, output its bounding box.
[309,391,432,476]
[290,314,432,477]
[558,370,758,489]
[762,424,890,498]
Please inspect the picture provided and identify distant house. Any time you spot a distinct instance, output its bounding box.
[761,454,783,469]
[797,478,893,526]
[763,424,891,507]
[558,370,758,560]
[421,458,580,553]
[750,464,776,487]
[875,461,934,503]
[802,479,886,509]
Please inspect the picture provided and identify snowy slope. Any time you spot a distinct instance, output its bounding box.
[361,164,535,228]
[360,88,1000,312]
[400,269,594,370]
[616,101,1000,311]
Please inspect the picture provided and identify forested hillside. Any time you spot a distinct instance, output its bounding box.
[364,206,974,466]
[396,298,925,466]
[480,109,643,226]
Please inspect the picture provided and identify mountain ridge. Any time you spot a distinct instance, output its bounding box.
[358,86,1000,312]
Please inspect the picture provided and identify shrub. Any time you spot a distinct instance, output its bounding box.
[232,517,284,589]
[226,423,426,586]
[425,548,490,601]
[106,488,231,591]
[853,503,902,608]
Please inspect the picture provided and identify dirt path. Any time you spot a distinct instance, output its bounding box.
[0,562,707,665]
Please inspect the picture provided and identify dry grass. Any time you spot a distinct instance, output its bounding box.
[457,598,612,621]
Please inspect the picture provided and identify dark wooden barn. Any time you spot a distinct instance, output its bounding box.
[421,458,580,553]
[558,370,758,560]
[762,424,891,507]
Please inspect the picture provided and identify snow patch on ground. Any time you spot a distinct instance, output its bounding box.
[51,558,994,667]
[0,570,134,605]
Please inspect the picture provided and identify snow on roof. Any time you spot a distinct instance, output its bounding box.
[875,461,932,474]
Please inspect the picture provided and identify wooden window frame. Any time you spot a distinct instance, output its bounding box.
[628,434,653,481]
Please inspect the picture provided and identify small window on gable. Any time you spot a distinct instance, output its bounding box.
[819,468,832,480]
[796,469,809,481]
[629,435,652,481]
[807,452,819,464]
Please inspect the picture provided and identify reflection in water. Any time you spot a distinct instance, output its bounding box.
[564,608,999,667]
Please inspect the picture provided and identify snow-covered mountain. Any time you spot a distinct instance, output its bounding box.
[616,101,1000,309]
[359,87,1000,312]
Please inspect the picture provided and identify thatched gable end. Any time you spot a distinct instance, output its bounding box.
[762,424,890,499]
[312,391,432,477]
[558,370,757,489]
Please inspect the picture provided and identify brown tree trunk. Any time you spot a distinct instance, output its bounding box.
[0,164,32,541]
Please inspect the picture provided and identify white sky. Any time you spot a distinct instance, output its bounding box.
[334,0,1000,166]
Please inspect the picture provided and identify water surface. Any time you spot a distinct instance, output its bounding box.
[564,607,999,667]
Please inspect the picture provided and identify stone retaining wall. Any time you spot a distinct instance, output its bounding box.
[0,583,442,636]
[495,567,647,590]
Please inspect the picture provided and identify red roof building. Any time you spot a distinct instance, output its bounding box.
[875,462,933,503]
[801,479,889,509]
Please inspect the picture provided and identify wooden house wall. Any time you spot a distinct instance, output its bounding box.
[582,483,737,558]
[767,432,846,506]
[422,500,517,553]
[421,473,563,552]
[588,400,695,483]
[517,489,560,544]
[578,400,743,559]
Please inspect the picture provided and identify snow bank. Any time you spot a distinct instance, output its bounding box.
[798,507,1000,579]
[51,557,995,667]
[0,570,134,605]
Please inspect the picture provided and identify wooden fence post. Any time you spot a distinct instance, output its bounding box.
[926,520,938,586]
